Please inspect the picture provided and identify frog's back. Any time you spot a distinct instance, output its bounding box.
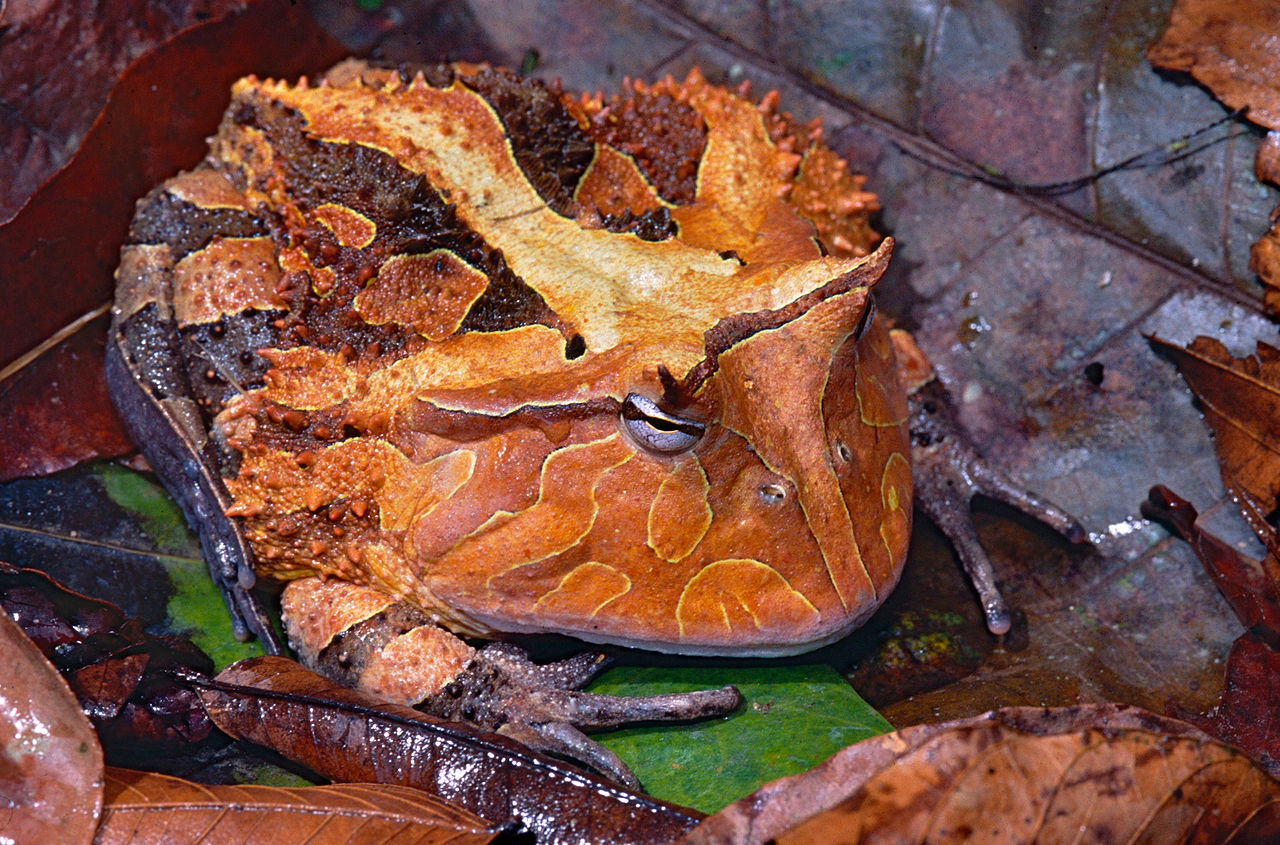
[110,62,908,656]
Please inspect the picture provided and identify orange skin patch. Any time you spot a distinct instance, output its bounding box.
[172,236,285,325]
[355,251,489,340]
[312,203,376,249]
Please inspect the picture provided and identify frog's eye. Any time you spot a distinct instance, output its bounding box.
[852,293,877,342]
[621,394,705,455]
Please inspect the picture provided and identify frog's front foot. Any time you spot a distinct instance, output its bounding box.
[892,331,1087,635]
[281,578,740,790]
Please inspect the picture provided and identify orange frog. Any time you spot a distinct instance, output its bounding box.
[107,61,1081,786]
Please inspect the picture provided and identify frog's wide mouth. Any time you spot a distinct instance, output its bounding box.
[450,585,896,659]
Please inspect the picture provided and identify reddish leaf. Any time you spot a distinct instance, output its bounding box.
[0,609,103,844]
[199,656,703,845]
[0,0,245,222]
[1142,485,1280,645]
[0,561,216,763]
[686,704,1280,844]
[1148,0,1280,131]
[1176,633,1280,781]
[1149,335,1280,555]
[96,767,501,844]
[0,308,134,481]
[1140,489,1280,779]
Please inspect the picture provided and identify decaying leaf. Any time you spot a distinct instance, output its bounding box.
[1177,633,1280,780]
[685,704,1280,844]
[0,308,135,481]
[1141,488,1280,779]
[1148,335,1280,554]
[0,609,103,845]
[0,0,246,221]
[95,767,501,844]
[1149,1,1280,314]
[198,656,704,845]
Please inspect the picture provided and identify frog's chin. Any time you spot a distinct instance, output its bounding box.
[459,604,882,658]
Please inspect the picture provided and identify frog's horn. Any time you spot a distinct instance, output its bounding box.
[687,237,908,626]
[682,239,893,395]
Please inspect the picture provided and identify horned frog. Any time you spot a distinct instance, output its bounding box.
[106,60,1082,786]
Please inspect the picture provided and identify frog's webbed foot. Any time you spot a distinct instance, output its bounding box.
[430,642,740,790]
[892,332,1086,635]
[281,578,741,790]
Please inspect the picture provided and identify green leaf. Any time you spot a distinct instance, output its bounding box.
[94,464,263,668]
[589,663,891,813]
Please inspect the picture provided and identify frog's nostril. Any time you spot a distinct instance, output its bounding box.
[758,483,787,504]
[834,440,852,462]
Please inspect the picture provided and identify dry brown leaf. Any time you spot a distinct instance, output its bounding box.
[199,656,703,845]
[95,767,500,844]
[0,610,103,844]
[686,704,1280,844]
[1148,0,1280,130]
[1149,335,1280,555]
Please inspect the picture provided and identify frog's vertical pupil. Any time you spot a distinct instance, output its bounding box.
[565,334,586,359]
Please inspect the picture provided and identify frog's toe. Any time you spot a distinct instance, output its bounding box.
[423,645,740,786]
[475,641,611,690]
[499,720,643,791]
[280,578,742,788]
[908,378,1087,634]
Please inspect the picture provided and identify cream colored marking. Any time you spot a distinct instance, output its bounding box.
[646,458,713,562]
[572,145,671,216]
[532,562,632,617]
[879,451,911,563]
[355,250,489,340]
[258,79,880,356]
[166,168,249,210]
[251,346,361,411]
[675,559,821,639]
[685,78,799,235]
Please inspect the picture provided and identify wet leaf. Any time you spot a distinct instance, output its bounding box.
[0,561,217,764]
[0,0,246,222]
[0,608,103,845]
[1142,485,1280,644]
[199,656,705,845]
[0,308,134,482]
[1177,633,1280,780]
[1140,488,1280,778]
[95,767,501,844]
[685,704,1280,844]
[589,664,890,813]
[1148,0,1280,318]
[0,464,263,669]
